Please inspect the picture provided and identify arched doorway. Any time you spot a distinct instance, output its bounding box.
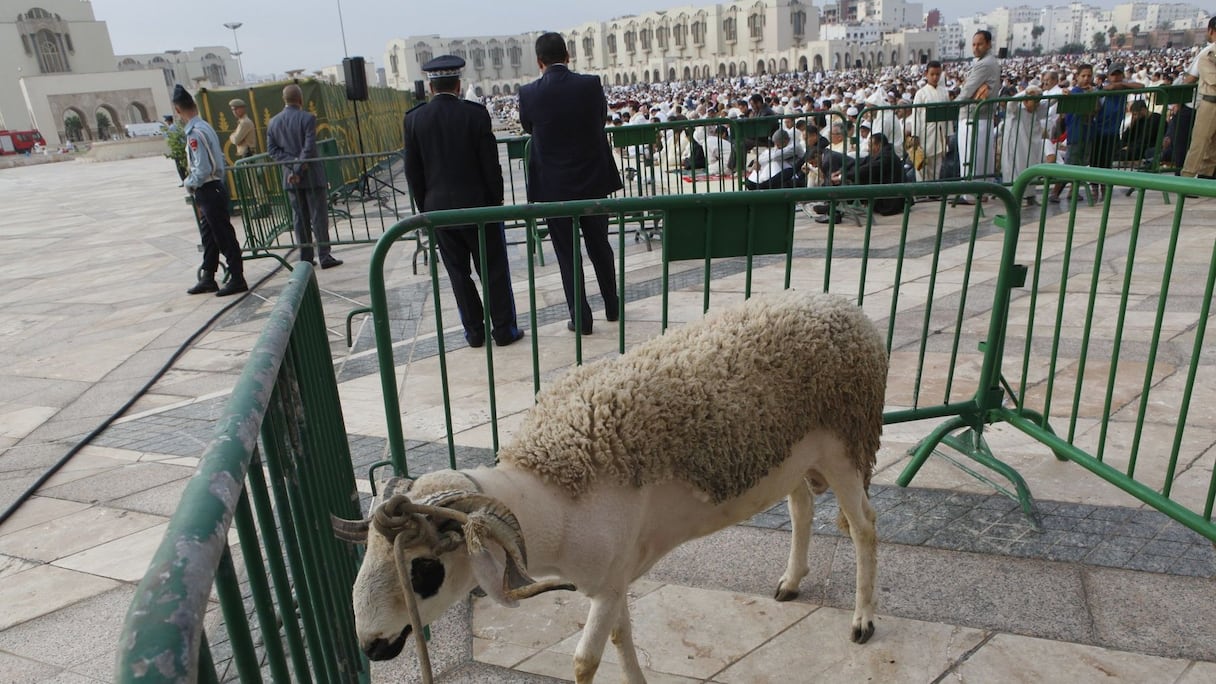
[630,72,637,84]
[683,66,692,80]
[127,101,149,124]
[797,55,807,72]
[844,52,851,69]
[644,69,651,82]
[728,63,736,77]
[491,85,501,95]
[62,107,89,142]
[668,67,677,81]
[94,104,120,139]
[877,53,885,67]
[719,62,727,77]
[474,86,484,97]
[893,50,901,66]
[739,61,747,76]
[813,54,824,72]
[756,59,766,75]
[768,59,777,74]
[615,73,622,85]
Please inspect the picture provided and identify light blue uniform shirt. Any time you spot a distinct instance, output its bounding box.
[183,115,226,190]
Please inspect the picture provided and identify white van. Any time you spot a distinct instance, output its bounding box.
[125,122,166,137]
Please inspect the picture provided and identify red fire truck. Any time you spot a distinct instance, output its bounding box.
[0,129,47,155]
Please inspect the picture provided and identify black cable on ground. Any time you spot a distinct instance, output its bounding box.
[0,262,289,526]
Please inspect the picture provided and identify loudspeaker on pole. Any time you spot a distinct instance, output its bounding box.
[414,80,426,100]
[998,47,1009,59]
[343,56,369,101]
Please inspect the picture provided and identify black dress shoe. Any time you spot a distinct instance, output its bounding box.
[215,279,249,297]
[605,308,619,322]
[812,202,830,215]
[814,212,844,224]
[320,256,344,269]
[567,320,592,335]
[466,331,485,348]
[187,279,219,295]
[493,329,525,347]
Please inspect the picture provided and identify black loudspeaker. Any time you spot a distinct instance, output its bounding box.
[921,53,929,65]
[855,59,863,68]
[414,80,426,100]
[1166,40,1173,49]
[343,57,369,100]
[998,47,1009,59]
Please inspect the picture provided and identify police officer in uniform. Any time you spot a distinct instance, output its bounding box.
[173,85,247,296]
[403,55,524,348]
[1180,17,1216,179]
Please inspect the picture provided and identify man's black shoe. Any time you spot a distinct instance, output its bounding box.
[466,331,486,348]
[814,212,844,224]
[567,320,592,335]
[320,256,344,269]
[215,279,249,297]
[494,329,525,347]
[605,308,620,322]
[812,203,830,215]
[187,279,219,295]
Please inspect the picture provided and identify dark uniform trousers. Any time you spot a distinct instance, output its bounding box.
[545,214,619,327]
[435,222,519,341]
[194,180,243,278]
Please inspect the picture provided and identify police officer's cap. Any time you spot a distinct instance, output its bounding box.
[422,55,465,80]
[171,84,194,108]
[228,98,248,108]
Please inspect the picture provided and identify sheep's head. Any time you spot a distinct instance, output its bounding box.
[331,475,575,665]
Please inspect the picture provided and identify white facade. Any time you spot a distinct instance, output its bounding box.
[1112,3,1205,32]
[115,48,241,91]
[382,0,941,97]
[1,1,170,145]
[935,22,966,60]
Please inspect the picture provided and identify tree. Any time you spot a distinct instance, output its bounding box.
[1059,42,1087,55]
[1093,31,1107,50]
[1130,24,1141,38]
[95,110,111,139]
[1032,25,1045,49]
[64,114,83,142]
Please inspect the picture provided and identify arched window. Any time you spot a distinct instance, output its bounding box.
[508,44,522,66]
[567,40,576,58]
[36,29,69,73]
[723,18,737,42]
[118,57,141,71]
[673,24,686,48]
[656,26,669,49]
[639,28,651,51]
[490,46,503,68]
[624,30,636,53]
[692,20,706,45]
[792,10,807,38]
[606,34,617,55]
[748,13,765,40]
[583,35,594,57]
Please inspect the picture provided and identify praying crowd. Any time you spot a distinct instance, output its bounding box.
[481,38,1214,209]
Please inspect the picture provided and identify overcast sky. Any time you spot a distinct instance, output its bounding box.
[92,1,1118,77]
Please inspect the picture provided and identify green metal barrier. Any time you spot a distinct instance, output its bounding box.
[231,142,413,268]
[116,264,367,682]
[367,180,1021,481]
[370,165,1215,545]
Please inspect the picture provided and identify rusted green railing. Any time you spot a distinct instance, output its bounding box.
[116,264,367,683]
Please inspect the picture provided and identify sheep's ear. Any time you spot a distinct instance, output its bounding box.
[467,547,516,607]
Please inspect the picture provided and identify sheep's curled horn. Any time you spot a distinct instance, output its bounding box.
[329,489,577,603]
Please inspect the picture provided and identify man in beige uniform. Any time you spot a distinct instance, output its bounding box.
[1180,17,1216,178]
[228,98,257,159]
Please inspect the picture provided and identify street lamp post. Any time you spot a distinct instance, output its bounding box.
[223,22,244,84]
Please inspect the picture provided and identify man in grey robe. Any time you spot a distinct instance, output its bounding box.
[957,30,1002,203]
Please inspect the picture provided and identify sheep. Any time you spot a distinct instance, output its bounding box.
[332,290,887,683]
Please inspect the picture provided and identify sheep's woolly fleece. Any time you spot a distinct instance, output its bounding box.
[498,291,888,503]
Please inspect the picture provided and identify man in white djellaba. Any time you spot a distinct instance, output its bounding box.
[912,60,950,181]
[1001,84,1049,202]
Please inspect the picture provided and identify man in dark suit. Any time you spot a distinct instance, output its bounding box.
[518,32,623,335]
[403,55,523,348]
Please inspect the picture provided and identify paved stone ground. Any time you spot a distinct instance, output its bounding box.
[1,157,1214,683]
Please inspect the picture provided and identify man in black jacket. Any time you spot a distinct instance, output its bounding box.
[403,55,523,348]
[518,32,623,334]
[818,133,907,223]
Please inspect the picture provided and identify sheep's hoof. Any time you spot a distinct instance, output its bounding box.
[851,621,875,644]
[773,587,799,602]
